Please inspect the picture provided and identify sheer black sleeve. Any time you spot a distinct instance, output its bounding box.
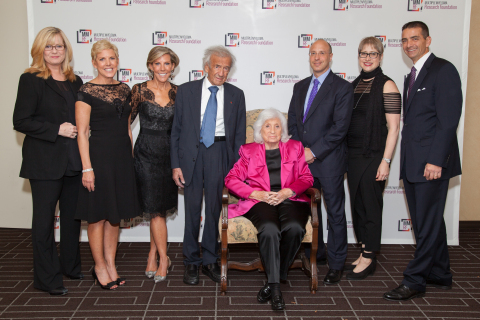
[130,83,141,124]
[383,92,401,114]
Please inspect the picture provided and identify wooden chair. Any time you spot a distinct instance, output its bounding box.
[219,187,321,295]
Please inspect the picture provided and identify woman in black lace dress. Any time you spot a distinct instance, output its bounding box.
[76,40,141,290]
[345,37,401,280]
[130,47,179,283]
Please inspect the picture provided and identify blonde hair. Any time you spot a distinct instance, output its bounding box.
[146,46,180,77]
[25,27,76,82]
[91,40,119,61]
[358,36,384,55]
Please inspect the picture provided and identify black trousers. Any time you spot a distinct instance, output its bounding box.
[305,175,347,270]
[401,177,451,292]
[244,201,310,283]
[183,141,228,266]
[29,175,82,291]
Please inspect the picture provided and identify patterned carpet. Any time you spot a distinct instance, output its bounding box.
[1,222,480,320]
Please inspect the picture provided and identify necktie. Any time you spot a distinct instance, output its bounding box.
[407,66,417,99]
[200,86,219,148]
[303,79,319,123]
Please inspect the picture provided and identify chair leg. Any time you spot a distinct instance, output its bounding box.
[220,234,228,295]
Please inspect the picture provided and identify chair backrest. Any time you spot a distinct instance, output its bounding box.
[245,109,288,144]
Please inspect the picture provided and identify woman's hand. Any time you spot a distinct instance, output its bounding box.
[270,188,294,206]
[249,190,276,203]
[376,160,390,181]
[82,171,95,192]
[58,122,77,138]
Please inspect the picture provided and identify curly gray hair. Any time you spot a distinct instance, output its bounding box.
[202,46,236,70]
[253,108,291,144]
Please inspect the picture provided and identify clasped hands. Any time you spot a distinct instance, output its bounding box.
[249,188,294,206]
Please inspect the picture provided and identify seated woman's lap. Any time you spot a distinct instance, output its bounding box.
[244,201,310,238]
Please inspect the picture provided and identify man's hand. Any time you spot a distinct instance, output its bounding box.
[304,147,316,164]
[172,168,185,188]
[424,163,442,180]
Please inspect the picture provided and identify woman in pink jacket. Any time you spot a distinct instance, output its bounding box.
[225,108,313,311]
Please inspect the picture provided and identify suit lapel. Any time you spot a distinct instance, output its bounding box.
[405,54,435,114]
[223,83,234,144]
[254,143,270,188]
[279,142,293,188]
[304,71,333,123]
[46,76,65,100]
[190,79,203,141]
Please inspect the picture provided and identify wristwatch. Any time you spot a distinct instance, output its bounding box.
[382,158,391,164]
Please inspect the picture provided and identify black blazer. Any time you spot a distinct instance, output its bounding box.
[400,54,462,183]
[13,72,83,180]
[170,78,246,186]
[288,71,353,178]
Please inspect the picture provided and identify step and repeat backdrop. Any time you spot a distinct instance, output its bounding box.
[28,0,470,244]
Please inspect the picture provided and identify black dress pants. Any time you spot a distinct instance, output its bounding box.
[401,177,451,292]
[244,200,310,283]
[30,175,82,291]
[183,141,228,266]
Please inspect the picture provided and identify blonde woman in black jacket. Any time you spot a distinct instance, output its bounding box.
[13,27,83,296]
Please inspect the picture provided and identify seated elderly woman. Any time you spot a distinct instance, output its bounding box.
[224,108,313,311]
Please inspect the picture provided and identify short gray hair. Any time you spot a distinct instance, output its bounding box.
[202,46,236,70]
[253,108,291,144]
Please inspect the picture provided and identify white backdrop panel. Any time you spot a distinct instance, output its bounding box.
[27,0,469,245]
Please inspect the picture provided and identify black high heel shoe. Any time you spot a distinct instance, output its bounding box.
[116,277,126,286]
[344,247,364,271]
[346,251,376,280]
[92,270,117,290]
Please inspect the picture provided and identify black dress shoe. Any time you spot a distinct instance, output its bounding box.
[346,259,376,280]
[183,264,199,285]
[383,284,425,301]
[426,278,452,290]
[65,273,84,280]
[257,283,272,303]
[202,263,221,283]
[324,269,343,285]
[271,293,285,311]
[48,286,68,296]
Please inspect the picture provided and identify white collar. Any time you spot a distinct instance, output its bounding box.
[203,76,222,91]
[413,51,432,74]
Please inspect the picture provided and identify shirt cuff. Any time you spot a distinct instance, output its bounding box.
[310,150,316,158]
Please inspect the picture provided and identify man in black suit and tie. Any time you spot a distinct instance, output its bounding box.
[171,46,246,285]
[288,39,353,284]
[383,21,462,301]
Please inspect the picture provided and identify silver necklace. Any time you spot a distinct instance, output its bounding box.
[353,79,373,109]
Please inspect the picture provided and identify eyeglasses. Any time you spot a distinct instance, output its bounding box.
[45,45,65,51]
[359,52,380,59]
[309,51,329,57]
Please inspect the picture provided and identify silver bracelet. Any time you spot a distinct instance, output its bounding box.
[82,168,93,173]
[382,158,391,164]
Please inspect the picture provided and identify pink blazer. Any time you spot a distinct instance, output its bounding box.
[225,139,314,219]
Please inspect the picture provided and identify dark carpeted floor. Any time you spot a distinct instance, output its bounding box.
[1,222,480,319]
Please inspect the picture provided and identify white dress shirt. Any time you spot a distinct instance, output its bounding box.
[413,51,432,80]
[200,77,225,136]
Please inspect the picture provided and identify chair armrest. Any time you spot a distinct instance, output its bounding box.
[305,188,320,228]
[221,187,230,230]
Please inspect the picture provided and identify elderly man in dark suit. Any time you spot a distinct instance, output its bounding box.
[383,21,462,301]
[171,46,246,285]
[288,39,353,285]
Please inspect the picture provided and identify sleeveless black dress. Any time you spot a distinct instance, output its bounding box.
[130,82,178,218]
[75,82,141,223]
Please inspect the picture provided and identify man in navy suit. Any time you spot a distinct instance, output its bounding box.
[171,46,246,285]
[288,39,353,284]
[383,21,462,301]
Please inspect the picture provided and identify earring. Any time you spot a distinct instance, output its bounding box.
[170,69,175,80]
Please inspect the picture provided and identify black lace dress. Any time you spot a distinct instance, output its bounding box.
[75,82,141,223]
[130,82,178,218]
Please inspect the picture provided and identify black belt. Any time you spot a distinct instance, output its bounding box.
[140,128,171,136]
[214,136,226,142]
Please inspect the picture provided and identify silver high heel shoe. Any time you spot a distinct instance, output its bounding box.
[154,256,171,283]
[145,271,156,279]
